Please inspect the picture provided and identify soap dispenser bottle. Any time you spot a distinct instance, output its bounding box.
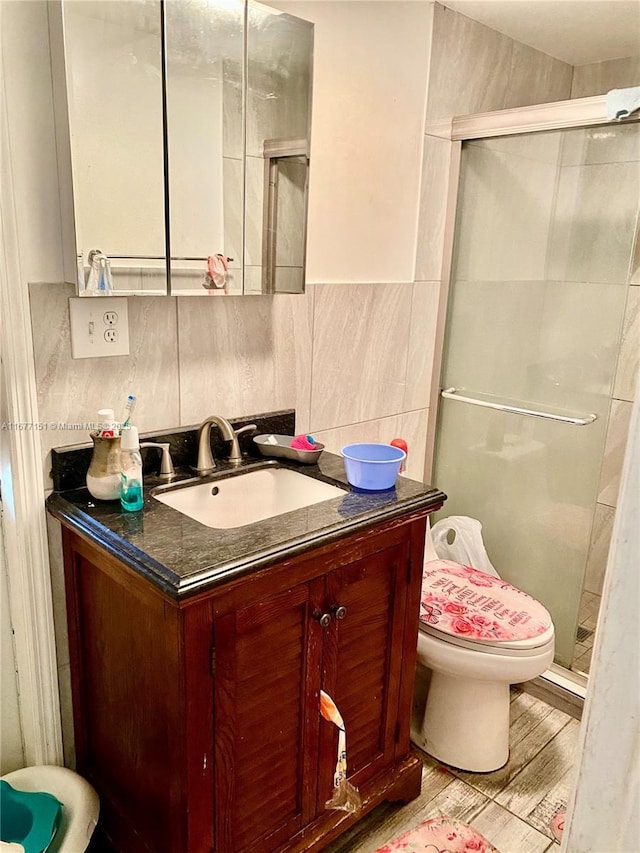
[120,425,144,512]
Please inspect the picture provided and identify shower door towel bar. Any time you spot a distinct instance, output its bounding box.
[102,254,235,262]
[441,388,597,426]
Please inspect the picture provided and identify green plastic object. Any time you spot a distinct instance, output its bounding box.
[0,780,63,853]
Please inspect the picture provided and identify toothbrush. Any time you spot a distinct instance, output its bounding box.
[121,395,136,429]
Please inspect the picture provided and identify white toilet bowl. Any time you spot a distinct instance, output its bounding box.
[415,555,555,773]
[0,766,99,853]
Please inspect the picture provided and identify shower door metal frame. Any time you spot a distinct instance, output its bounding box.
[424,93,639,484]
[424,94,639,696]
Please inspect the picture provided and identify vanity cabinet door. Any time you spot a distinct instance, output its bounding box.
[317,540,411,809]
[213,580,323,853]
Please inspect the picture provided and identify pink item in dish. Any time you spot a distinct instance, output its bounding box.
[290,435,316,451]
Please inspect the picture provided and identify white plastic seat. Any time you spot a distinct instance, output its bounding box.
[0,766,99,853]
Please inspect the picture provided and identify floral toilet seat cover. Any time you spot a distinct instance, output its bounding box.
[420,559,551,644]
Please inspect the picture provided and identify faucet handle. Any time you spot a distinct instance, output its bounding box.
[140,442,175,481]
[228,424,258,463]
[234,423,258,438]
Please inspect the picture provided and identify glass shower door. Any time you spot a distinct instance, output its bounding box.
[434,124,639,667]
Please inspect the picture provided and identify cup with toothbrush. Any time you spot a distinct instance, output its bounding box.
[87,407,122,499]
[85,396,137,500]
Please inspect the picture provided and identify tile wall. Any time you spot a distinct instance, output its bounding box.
[424,4,572,126]
[29,284,313,487]
[571,54,640,99]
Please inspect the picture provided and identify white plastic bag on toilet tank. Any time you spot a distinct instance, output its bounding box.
[430,516,500,577]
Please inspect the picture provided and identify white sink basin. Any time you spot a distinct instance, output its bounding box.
[152,466,346,529]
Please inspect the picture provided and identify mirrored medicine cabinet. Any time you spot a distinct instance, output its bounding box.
[51,0,313,297]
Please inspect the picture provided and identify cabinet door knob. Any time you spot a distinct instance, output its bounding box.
[313,611,332,628]
[331,605,347,620]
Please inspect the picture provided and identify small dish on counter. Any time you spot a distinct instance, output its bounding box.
[253,434,324,464]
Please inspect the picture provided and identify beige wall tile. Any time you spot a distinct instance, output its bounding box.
[57,662,76,769]
[426,4,512,123]
[571,55,640,99]
[46,515,69,671]
[613,285,640,401]
[30,284,312,480]
[278,289,314,434]
[313,409,429,484]
[178,292,312,425]
[415,135,453,282]
[584,502,616,595]
[598,398,633,507]
[29,283,180,487]
[504,41,572,109]
[631,220,640,285]
[403,282,440,412]
[309,283,412,431]
[427,3,572,125]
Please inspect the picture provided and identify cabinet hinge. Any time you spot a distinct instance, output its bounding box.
[210,646,216,676]
[394,721,401,743]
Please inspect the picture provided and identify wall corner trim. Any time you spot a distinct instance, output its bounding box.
[0,23,64,766]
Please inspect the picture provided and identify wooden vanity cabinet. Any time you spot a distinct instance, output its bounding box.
[61,510,431,853]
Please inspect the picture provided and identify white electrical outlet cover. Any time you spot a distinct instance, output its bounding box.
[69,297,130,359]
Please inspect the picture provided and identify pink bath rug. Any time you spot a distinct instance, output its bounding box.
[550,810,565,842]
[373,816,500,852]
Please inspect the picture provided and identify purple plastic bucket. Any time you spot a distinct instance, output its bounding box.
[341,443,406,491]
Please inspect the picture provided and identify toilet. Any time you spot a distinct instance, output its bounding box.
[415,532,555,773]
[0,766,99,852]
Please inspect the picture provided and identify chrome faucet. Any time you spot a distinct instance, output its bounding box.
[195,416,257,474]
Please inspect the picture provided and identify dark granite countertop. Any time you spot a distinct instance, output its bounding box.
[46,416,446,600]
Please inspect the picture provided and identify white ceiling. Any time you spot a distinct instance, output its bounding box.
[439,0,640,66]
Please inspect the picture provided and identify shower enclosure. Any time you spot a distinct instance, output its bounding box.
[430,97,639,685]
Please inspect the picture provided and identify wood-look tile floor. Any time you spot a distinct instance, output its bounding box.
[327,689,580,853]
